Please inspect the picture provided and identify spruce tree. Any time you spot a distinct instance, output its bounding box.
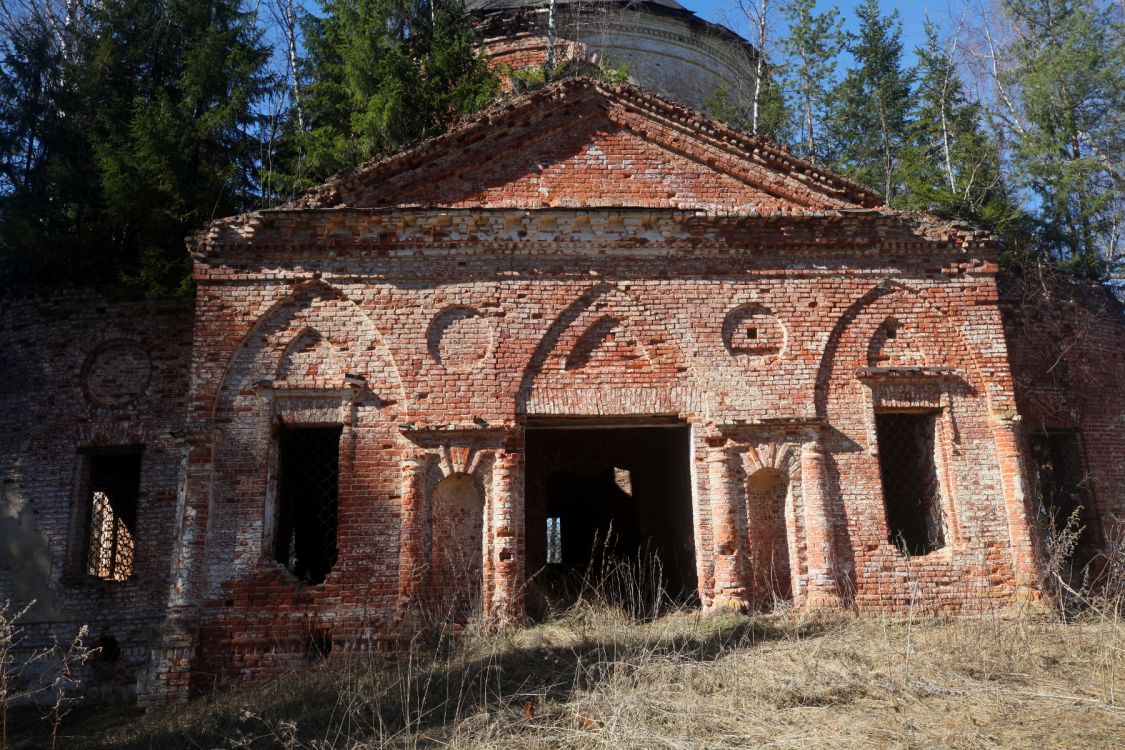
[293,0,497,192]
[88,0,271,294]
[778,0,844,164]
[831,0,913,204]
[0,7,92,287]
[898,20,1018,233]
[0,0,271,296]
[990,0,1124,278]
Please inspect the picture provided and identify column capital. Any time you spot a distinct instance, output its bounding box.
[991,410,1023,426]
[401,452,434,474]
[802,436,826,456]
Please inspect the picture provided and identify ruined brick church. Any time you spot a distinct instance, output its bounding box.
[1,0,1122,706]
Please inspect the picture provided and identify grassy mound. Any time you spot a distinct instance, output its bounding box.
[20,601,1124,750]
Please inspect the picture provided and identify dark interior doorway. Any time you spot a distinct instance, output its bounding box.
[1029,429,1097,576]
[524,421,696,614]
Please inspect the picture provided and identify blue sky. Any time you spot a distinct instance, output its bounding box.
[681,1,957,66]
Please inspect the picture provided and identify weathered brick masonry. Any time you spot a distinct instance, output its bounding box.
[1000,275,1125,569]
[0,292,192,702]
[147,79,1075,700]
[1,79,1121,706]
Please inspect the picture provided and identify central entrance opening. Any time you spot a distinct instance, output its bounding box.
[524,419,696,616]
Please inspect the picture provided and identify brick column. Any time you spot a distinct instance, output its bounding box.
[991,413,1040,597]
[487,445,524,623]
[800,437,842,608]
[139,426,221,707]
[396,454,430,624]
[707,440,751,611]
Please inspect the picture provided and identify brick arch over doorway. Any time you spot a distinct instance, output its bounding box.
[517,283,697,417]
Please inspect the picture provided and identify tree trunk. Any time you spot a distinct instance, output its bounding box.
[750,0,769,135]
[879,102,893,204]
[805,84,816,164]
[282,0,305,133]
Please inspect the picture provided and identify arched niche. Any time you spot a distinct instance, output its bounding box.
[866,316,935,368]
[814,280,982,419]
[425,472,485,623]
[278,328,346,384]
[565,315,644,371]
[212,281,405,419]
[745,467,793,606]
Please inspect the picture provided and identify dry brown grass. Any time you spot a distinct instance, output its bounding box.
[10,533,1125,749]
[17,600,1120,750]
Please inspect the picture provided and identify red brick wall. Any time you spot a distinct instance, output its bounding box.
[4,227,1094,704]
[1000,275,1125,562]
[384,115,798,212]
[0,290,192,701]
[18,81,1119,704]
[140,196,1031,698]
[817,282,1019,610]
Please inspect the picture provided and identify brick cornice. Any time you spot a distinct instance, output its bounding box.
[191,207,996,266]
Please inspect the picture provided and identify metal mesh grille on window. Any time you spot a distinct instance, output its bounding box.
[546,517,562,564]
[86,490,135,581]
[875,413,945,556]
[85,452,140,581]
[275,426,341,585]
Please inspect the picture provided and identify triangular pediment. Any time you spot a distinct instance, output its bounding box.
[298,79,882,213]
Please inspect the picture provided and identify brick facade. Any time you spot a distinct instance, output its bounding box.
[999,274,1125,568]
[0,291,192,702]
[1,79,1121,706]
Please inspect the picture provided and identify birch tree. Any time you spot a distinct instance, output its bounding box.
[976,0,1124,277]
[898,18,1017,231]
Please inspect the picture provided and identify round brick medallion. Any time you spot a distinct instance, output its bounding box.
[428,307,493,371]
[82,339,152,408]
[723,305,786,359]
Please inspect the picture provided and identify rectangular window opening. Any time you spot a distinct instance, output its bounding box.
[875,412,945,556]
[84,450,142,581]
[546,517,562,565]
[1029,430,1093,565]
[275,426,342,585]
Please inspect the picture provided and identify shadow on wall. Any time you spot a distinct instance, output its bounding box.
[1,482,63,620]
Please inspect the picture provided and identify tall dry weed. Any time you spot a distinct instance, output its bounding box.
[16,537,1125,749]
